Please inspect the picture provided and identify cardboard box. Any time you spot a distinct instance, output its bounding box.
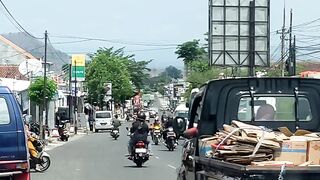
[274,140,307,165]
[199,137,219,157]
[308,140,320,165]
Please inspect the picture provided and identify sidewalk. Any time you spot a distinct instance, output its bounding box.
[45,130,87,151]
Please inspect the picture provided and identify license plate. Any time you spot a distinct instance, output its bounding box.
[113,130,118,133]
[167,132,175,136]
[154,130,161,133]
[135,148,147,153]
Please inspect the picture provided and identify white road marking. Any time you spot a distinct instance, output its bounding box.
[168,165,177,169]
[155,156,160,159]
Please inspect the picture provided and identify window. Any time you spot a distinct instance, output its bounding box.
[0,98,10,125]
[237,96,312,122]
[96,112,111,118]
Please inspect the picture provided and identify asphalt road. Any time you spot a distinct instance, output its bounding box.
[31,126,182,180]
[32,95,182,180]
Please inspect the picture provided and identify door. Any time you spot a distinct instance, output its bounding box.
[0,95,19,161]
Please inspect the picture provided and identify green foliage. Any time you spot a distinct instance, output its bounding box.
[86,48,151,105]
[188,60,209,72]
[146,65,182,93]
[86,48,135,104]
[175,40,206,64]
[163,66,182,79]
[29,77,58,105]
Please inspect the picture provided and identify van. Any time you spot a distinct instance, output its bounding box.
[93,111,113,132]
[0,86,30,179]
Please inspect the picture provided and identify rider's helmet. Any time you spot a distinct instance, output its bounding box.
[137,112,146,122]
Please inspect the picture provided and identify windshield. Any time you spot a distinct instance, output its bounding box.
[238,96,312,122]
[96,112,111,118]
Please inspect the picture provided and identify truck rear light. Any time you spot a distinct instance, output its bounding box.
[16,162,29,170]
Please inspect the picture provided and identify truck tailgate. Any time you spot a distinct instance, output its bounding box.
[196,157,320,180]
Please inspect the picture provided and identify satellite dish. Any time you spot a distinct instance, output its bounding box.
[18,59,42,75]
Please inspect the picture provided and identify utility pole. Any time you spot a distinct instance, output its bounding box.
[68,64,73,127]
[288,9,293,76]
[74,61,78,134]
[293,35,296,76]
[277,4,290,77]
[41,30,48,140]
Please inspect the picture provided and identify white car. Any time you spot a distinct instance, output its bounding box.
[94,111,113,132]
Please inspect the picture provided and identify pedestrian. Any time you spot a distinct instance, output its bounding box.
[88,114,94,131]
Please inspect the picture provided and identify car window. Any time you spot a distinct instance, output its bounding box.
[0,98,10,125]
[238,96,312,122]
[96,112,111,118]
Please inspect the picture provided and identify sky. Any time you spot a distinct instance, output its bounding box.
[0,0,319,68]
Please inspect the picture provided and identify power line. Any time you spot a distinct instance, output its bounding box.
[0,45,45,59]
[50,35,179,47]
[51,39,94,45]
[47,37,69,65]
[0,0,42,39]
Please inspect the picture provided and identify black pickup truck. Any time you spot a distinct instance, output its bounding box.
[177,78,320,180]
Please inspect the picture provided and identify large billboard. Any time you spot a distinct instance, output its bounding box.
[208,0,270,67]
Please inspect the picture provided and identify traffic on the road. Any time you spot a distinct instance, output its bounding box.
[1,1,320,180]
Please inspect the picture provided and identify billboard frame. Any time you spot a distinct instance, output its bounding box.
[208,0,270,69]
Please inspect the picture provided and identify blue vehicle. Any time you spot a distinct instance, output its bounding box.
[0,86,30,180]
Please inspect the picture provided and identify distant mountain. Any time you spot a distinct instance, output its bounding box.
[2,32,70,72]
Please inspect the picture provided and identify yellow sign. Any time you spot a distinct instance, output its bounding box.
[71,54,86,66]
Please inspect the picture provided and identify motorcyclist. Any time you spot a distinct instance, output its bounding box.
[162,116,174,140]
[26,127,41,171]
[112,114,121,130]
[161,112,168,124]
[128,112,149,156]
[149,117,162,140]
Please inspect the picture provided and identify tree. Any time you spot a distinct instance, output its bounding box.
[126,59,151,90]
[29,77,58,105]
[163,66,182,79]
[175,40,206,75]
[86,48,150,106]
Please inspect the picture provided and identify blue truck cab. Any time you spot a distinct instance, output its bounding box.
[0,86,30,180]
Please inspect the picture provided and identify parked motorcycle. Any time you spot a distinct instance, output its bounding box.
[29,135,51,172]
[58,120,69,141]
[152,125,162,145]
[110,128,120,140]
[165,127,177,151]
[131,141,149,167]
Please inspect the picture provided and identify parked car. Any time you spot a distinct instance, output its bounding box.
[94,111,113,132]
[0,86,30,179]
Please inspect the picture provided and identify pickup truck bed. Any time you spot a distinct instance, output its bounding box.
[196,157,320,180]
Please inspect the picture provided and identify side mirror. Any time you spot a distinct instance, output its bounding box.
[126,127,129,131]
[174,116,187,135]
[23,114,32,124]
[186,102,189,108]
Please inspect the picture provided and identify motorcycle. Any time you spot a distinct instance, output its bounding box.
[131,141,149,167]
[58,120,69,141]
[165,127,177,151]
[152,125,162,145]
[29,135,51,172]
[110,128,120,140]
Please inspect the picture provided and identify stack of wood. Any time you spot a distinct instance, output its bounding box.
[208,121,287,165]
